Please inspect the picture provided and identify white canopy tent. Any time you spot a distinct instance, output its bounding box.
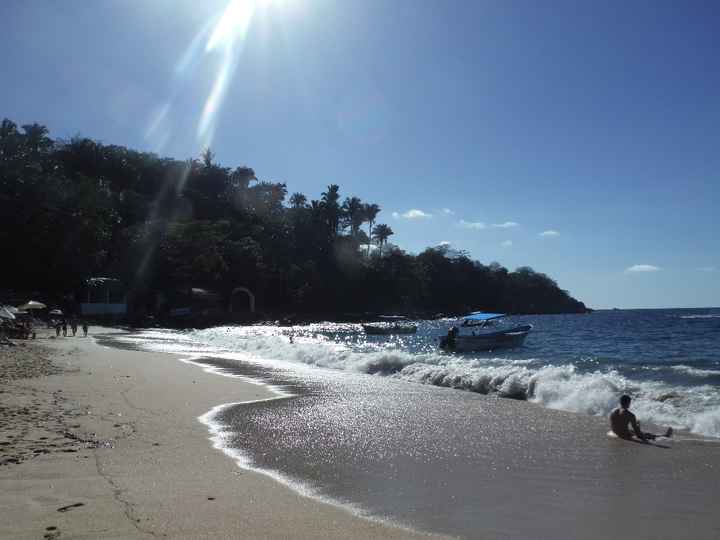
[17,300,46,310]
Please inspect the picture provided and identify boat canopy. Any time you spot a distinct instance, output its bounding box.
[463,312,506,322]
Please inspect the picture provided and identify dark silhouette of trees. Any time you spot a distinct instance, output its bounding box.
[342,196,365,238]
[363,203,380,255]
[0,118,588,318]
[372,224,394,252]
[289,192,307,209]
[320,184,342,238]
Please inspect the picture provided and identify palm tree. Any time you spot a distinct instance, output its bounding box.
[363,203,380,255]
[21,123,51,154]
[320,184,341,236]
[342,196,364,237]
[372,224,394,254]
[289,192,307,209]
[201,147,215,168]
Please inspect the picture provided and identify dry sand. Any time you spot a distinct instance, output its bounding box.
[0,331,442,539]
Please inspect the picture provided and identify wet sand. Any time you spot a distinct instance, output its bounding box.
[201,355,720,540]
[3,330,719,539]
[0,332,441,539]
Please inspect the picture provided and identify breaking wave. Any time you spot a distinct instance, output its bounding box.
[176,327,720,439]
[668,365,720,377]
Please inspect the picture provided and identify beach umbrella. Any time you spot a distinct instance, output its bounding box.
[17,300,46,310]
[49,309,63,315]
[0,306,16,320]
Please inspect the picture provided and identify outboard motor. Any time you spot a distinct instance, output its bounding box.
[440,326,458,351]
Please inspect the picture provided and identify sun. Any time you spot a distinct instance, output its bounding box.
[206,0,294,51]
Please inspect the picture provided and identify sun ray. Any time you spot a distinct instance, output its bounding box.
[147,0,292,152]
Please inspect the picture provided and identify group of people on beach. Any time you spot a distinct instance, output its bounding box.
[54,319,88,338]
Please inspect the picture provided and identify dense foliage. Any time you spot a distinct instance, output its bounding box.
[0,119,587,317]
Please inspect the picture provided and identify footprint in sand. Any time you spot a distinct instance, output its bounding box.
[43,525,61,539]
[57,502,84,513]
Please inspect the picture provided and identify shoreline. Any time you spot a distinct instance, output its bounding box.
[102,328,720,539]
[0,331,442,539]
[128,350,428,531]
[4,327,720,539]
[107,319,720,441]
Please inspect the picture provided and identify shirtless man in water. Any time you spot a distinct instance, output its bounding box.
[610,395,672,441]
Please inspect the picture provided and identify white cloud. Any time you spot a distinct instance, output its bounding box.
[698,266,717,272]
[539,230,560,237]
[501,240,513,247]
[492,221,519,229]
[458,220,486,230]
[441,208,455,215]
[625,264,661,273]
[394,209,432,220]
[437,240,452,246]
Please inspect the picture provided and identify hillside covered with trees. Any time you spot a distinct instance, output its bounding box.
[0,119,587,319]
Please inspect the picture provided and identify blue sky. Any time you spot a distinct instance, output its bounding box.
[2,0,718,309]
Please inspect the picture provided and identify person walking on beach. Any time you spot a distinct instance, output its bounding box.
[71,320,77,336]
[610,395,672,441]
[55,321,61,337]
[61,320,67,337]
[82,321,88,337]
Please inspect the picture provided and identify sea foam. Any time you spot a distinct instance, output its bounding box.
[134,326,720,439]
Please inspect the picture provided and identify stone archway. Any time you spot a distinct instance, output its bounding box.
[229,287,255,313]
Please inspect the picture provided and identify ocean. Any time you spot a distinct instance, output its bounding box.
[104,308,720,538]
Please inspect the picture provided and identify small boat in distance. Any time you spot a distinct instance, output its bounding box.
[439,312,532,352]
[362,315,417,335]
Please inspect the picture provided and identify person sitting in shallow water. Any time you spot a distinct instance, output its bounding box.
[610,395,672,441]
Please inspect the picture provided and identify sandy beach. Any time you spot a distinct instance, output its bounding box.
[2,328,720,539]
[0,332,441,539]
[4,0,719,536]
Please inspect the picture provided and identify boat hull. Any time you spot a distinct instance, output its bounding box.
[440,324,532,352]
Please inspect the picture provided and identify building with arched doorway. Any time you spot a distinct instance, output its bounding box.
[229,287,255,314]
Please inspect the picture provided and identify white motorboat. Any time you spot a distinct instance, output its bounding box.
[439,312,532,352]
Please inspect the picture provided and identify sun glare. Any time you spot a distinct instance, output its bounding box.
[199,0,299,144]
[206,0,255,52]
[146,0,294,152]
[207,0,292,51]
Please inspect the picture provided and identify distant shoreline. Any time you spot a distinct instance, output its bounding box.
[594,306,720,311]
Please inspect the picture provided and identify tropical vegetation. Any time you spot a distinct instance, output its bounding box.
[0,118,587,318]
